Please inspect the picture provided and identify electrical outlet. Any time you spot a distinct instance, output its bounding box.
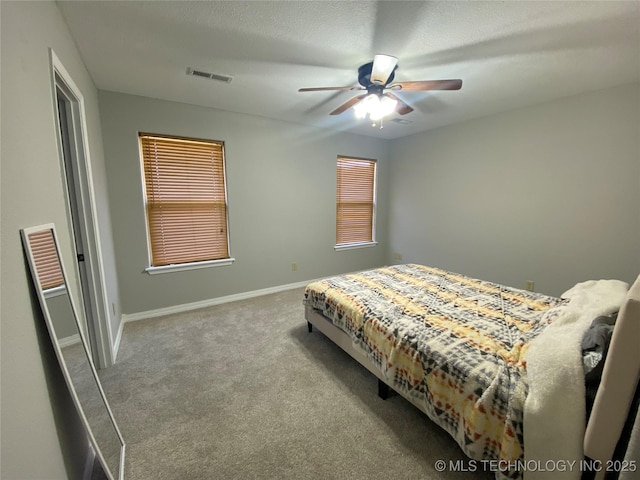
[526,280,535,292]
[291,263,297,272]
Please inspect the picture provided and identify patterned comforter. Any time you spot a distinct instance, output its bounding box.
[303,264,567,478]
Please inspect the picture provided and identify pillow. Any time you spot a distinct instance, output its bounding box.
[582,312,617,416]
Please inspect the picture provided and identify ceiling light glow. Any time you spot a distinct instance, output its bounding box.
[354,94,398,124]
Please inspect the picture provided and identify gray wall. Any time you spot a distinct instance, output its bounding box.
[98,91,390,315]
[388,83,640,296]
[1,1,120,478]
[46,289,79,342]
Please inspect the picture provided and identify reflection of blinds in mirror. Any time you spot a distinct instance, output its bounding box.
[29,230,64,290]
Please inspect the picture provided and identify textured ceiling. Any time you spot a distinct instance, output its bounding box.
[56,1,640,140]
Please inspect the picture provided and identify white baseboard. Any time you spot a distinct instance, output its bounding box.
[59,333,81,348]
[122,278,316,324]
[112,315,124,362]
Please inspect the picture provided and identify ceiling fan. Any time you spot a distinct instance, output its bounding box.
[298,54,462,120]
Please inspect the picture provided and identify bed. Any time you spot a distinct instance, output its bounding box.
[303,264,640,480]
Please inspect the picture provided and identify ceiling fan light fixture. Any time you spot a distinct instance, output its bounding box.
[354,94,375,119]
[354,94,397,121]
[298,54,461,122]
[376,95,398,119]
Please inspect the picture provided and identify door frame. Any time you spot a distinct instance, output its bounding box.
[49,49,114,369]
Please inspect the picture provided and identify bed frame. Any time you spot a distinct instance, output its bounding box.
[305,275,640,480]
[306,304,417,404]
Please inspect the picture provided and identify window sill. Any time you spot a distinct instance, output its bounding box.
[334,241,378,252]
[145,257,235,275]
[43,285,67,299]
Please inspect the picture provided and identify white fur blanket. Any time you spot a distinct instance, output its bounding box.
[523,279,629,480]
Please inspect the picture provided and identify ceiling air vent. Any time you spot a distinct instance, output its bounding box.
[186,67,233,84]
[390,118,413,125]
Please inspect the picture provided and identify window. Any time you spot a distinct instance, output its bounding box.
[139,133,232,272]
[336,156,377,248]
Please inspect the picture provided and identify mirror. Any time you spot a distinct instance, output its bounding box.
[21,224,125,479]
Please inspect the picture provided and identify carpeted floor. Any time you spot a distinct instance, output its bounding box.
[98,287,493,480]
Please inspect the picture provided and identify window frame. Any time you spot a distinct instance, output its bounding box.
[335,155,378,251]
[138,132,234,274]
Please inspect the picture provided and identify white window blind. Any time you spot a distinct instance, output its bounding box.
[139,133,230,267]
[336,156,376,245]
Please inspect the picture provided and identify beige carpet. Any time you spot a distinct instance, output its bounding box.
[98,287,492,480]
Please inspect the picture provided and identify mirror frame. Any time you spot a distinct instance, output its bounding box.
[21,223,125,479]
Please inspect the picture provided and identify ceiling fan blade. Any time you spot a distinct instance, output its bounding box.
[385,92,414,115]
[298,86,363,92]
[388,79,463,91]
[330,94,367,115]
[370,54,398,85]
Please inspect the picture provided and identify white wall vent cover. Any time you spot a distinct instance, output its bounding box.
[391,118,413,124]
[186,67,233,83]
